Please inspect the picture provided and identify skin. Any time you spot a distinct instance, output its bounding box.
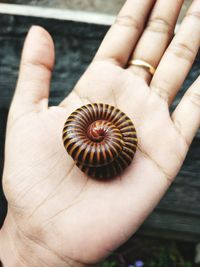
[0,0,200,266]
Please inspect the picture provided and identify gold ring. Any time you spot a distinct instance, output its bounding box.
[128,59,156,75]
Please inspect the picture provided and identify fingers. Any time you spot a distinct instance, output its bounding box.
[172,75,200,146]
[12,26,55,113]
[150,0,200,104]
[94,0,155,66]
[129,0,183,81]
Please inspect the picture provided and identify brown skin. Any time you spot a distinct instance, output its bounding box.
[0,0,200,266]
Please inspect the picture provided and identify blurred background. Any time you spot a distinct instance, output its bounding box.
[0,0,192,18]
[0,0,199,266]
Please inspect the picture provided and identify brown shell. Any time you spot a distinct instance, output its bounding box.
[63,103,137,179]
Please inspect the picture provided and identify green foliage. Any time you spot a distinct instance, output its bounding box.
[99,258,193,267]
[148,245,193,267]
[99,260,118,267]
[183,263,193,267]
[99,241,194,267]
[99,246,193,267]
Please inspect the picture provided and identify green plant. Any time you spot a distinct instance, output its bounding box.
[99,260,118,267]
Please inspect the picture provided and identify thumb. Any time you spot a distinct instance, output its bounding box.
[11,26,55,115]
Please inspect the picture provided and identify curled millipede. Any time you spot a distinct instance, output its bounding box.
[63,103,137,179]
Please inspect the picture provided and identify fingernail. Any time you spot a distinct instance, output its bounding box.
[29,25,39,32]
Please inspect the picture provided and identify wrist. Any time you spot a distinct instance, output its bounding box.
[0,212,24,267]
[0,211,90,267]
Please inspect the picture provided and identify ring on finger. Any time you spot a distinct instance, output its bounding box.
[128,59,156,75]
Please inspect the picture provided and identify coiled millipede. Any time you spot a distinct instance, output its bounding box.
[63,103,137,179]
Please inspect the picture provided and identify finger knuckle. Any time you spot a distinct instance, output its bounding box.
[151,84,170,103]
[114,15,142,32]
[147,17,172,35]
[168,42,196,63]
[22,59,52,73]
[186,11,200,21]
[173,118,190,149]
[186,90,200,109]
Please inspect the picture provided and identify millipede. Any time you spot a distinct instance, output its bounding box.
[62,103,137,179]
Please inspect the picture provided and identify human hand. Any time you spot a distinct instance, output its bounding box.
[0,0,200,266]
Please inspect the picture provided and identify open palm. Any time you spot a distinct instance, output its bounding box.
[1,1,200,266]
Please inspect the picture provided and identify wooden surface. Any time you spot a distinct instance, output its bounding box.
[0,10,200,241]
[0,0,192,23]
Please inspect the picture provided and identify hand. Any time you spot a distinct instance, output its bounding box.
[0,0,200,266]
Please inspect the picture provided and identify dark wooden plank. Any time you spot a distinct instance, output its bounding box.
[0,12,200,240]
[140,210,200,242]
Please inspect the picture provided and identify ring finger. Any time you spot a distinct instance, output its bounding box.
[128,0,184,82]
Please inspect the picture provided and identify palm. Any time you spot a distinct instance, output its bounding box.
[3,60,187,264]
[2,1,200,265]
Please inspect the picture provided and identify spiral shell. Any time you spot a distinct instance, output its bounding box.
[63,103,137,179]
